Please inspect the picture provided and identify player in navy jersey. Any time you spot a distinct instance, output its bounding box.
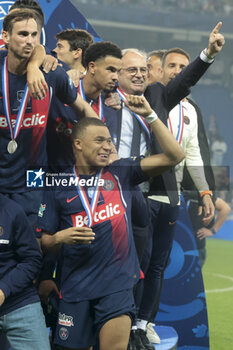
[40,38,144,340]
[53,29,94,78]
[47,29,94,171]
[0,9,98,231]
[39,95,185,350]
[47,39,122,171]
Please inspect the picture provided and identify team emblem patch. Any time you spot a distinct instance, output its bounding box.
[17,90,25,103]
[38,204,46,217]
[59,327,69,341]
[0,226,3,236]
[87,187,95,199]
[184,115,190,125]
[58,313,74,327]
[103,180,114,191]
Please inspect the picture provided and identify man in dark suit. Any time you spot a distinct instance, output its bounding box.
[105,23,224,350]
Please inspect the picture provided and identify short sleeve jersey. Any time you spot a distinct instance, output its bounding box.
[38,157,146,302]
[0,57,77,193]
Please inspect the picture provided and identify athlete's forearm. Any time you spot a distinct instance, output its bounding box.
[212,198,231,231]
[27,44,46,68]
[71,94,99,119]
[27,45,48,100]
[41,227,95,254]
[41,232,62,254]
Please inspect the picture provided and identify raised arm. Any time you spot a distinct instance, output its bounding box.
[145,22,225,112]
[125,95,185,176]
[205,22,225,58]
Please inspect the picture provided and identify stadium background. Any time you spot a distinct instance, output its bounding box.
[0,0,232,348]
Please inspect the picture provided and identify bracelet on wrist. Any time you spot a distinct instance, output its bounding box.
[145,110,158,124]
[200,190,213,198]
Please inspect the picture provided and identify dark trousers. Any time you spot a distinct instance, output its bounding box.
[137,199,179,321]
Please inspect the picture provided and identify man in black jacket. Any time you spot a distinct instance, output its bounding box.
[0,194,50,350]
[123,22,224,350]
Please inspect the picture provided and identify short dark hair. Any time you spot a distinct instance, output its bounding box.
[9,0,44,28]
[72,118,106,140]
[3,8,38,34]
[148,49,167,61]
[162,48,190,67]
[84,41,122,68]
[56,29,94,68]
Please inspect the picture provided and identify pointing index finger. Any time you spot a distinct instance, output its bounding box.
[212,21,222,34]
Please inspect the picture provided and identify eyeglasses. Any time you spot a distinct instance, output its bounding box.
[120,67,148,75]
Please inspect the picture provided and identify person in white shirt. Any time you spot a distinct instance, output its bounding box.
[137,47,216,347]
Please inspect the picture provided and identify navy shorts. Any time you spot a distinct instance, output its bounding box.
[55,289,136,348]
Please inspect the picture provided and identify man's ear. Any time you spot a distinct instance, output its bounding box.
[1,31,9,46]
[158,67,163,79]
[73,48,82,60]
[88,61,96,75]
[73,138,82,151]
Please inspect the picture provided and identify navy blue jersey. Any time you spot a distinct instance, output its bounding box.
[0,193,41,316]
[38,158,147,302]
[0,57,77,193]
[47,94,118,171]
[47,94,78,171]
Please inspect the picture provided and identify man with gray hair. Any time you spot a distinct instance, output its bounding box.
[105,22,224,350]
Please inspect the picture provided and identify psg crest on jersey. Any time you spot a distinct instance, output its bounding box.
[103,179,114,191]
[87,187,95,199]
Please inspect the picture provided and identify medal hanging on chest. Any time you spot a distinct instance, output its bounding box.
[2,57,30,154]
[7,139,18,154]
[72,166,103,227]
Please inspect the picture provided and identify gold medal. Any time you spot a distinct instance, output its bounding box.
[7,140,18,154]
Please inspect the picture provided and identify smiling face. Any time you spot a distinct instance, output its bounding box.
[118,51,148,95]
[162,52,190,86]
[73,125,113,173]
[2,18,38,61]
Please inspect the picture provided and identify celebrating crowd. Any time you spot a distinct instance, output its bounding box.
[0,1,226,350]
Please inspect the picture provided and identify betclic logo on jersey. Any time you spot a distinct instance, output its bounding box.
[0,113,46,129]
[72,200,124,227]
